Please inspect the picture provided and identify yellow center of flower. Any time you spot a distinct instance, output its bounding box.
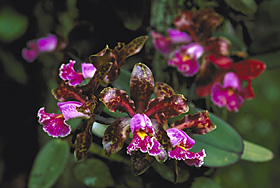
[137,131,147,140]
[227,89,234,96]
[178,145,187,151]
[57,114,64,118]
[182,55,190,62]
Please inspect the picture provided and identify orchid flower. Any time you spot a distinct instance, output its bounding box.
[22,34,58,63]
[59,60,97,86]
[166,128,206,167]
[152,29,204,77]
[37,101,90,137]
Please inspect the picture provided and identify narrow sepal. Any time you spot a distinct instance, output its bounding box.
[100,87,135,117]
[76,95,97,116]
[102,117,131,156]
[171,111,216,134]
[113,36,148,68]
[145,94,189,118]
[130,63,154,113]
[52,82,87,103]
[74,118,94,161]
[131,151,155,176]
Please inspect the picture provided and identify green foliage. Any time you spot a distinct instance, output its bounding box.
[73,158,115,187]
[152,161,190,183]
[241,140,274,162]
[191,177,222,188]
[0,49,28,84]
[28,139,69,188]
[224,0,257,16]
[0,7,28,42]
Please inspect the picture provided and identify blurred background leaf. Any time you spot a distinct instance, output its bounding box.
[73,158,114,187]
[28,139,69,188]
[0,7,28,42]
[224,0,257,16]
[191,177,222,188]
[0,48,28,84]
[241,140,274,162]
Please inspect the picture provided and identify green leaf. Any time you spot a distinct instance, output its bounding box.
[111,0,145,31]
[241,140,274,162]
[224,0,257,16]
[152,161,190,183]
[0,7,28,42]
[28,139,69,188]
[74,158,115,187]
[189,107,244,167]
[191,177,222,188]
[0,49,28,84]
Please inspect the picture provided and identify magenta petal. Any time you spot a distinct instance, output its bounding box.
[148,137,165,157]
[225,91,244,112]
[151,30,172,54]
[166,128,195,149]
[223,72,241,91]
[184,149,206,167]
[37,34,57,52]
[59,60,84,86]
[211,83,227,107]
[130,114,154,135]
[37,107,71,138]
[183,43,204,58]
[168,28,192,43]
[178,58,200,77]
[168,51,181,66]
[168,146,206,167]
[81,63,97,79]
[22,48,39,63]
[127,133,152,154]
[57,101,89,121]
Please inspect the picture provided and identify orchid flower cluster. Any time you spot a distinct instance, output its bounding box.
[151,9,266,112]
[27,33,217,176]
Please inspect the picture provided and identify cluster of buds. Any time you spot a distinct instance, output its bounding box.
[152,9,266,112]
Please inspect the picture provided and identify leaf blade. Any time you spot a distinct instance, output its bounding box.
[241,140,274,162]
[28,139,69,188]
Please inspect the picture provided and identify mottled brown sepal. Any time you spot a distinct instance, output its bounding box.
[102,117,131,156]
[131,151,155,176]
[52,82,87,103]
[100,87,135,117]
[130,63,154,113]
[155,82,175,98]
[172,110,216,134]
[145,94,189,118]
[74,119,94,161]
